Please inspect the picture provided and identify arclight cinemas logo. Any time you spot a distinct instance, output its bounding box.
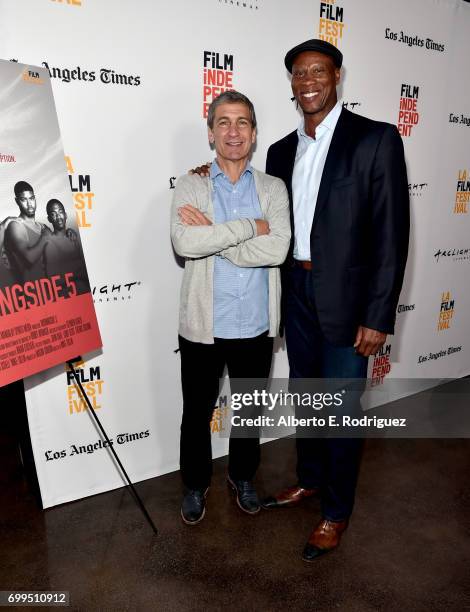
[342,101,361,111]
[398,84,420,137]
[318,0,345,47]
[218,0,260,9]
[202,51,234,118]
[92,281,141,303]
[434,247,470,263]
[408,182,428,197]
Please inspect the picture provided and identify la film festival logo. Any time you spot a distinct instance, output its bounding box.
[66,359,104,415]
[370,343,392,386]
[318,0,344,47]
[397,84,420,137]
[210,401,230,434]
[437,291,454,332]
[51,0,82,5]
[202,51,234,118]
[22,68,44,85]
[65,156,94,229]
[454,170,470,214]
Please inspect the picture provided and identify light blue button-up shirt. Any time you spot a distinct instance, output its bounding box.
[292,100,342,260]
[211,160,269,339]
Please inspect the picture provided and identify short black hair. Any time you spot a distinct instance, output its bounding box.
[46,199,65,215]
[207,90,257,130]
[14,181,34,196]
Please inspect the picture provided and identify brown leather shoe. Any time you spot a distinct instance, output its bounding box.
[302,518,348,561]
[260,484,318,509]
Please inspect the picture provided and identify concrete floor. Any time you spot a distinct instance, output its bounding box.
[1,427,469,611]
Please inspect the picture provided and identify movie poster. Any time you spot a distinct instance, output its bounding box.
[0,60,101,386]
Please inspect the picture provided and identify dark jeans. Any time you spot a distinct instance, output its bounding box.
[178,332,273,490]
[285,267,368,522]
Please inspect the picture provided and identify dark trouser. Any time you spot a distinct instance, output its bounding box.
[178,332,273,490]
[285,267,368,522]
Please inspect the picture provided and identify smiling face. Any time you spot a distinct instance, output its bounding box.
[15,190,36,218]
[47,202,67,231]
[208,102,256,167]
[291,51,340,122]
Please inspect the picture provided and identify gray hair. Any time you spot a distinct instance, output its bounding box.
[207,90,257,129]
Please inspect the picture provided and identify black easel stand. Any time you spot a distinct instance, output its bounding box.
[67,358,158,536]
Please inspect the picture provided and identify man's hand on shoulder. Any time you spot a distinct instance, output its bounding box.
[0,216,15,230]
[188,162,212,177]
[354,326,386,357]
[178,204,212,226]
[65,228,79,242]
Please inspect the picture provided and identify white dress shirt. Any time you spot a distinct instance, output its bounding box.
[292,100,342,261]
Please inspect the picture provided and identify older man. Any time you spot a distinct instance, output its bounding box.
[171,91,290,525]
[261,40,409,561]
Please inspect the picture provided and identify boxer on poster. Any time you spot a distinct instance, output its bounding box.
[2,181,49,284]
[44,198,90,295]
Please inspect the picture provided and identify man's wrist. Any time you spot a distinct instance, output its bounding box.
[248,218,257,238]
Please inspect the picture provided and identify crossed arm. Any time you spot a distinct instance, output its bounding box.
[170,175,290,266]
[178,203,269,237]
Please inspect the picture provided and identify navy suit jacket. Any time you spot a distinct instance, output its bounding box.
[266,107,410,346]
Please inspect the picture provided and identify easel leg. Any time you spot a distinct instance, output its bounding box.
[67,359,158,535]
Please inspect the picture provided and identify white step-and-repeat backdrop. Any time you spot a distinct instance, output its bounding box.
[0,0,469,507]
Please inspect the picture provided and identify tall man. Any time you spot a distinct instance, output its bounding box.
[171,91,290,525]
[261,40,409,561]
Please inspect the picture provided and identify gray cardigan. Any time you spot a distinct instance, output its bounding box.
[171,169,291,344]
